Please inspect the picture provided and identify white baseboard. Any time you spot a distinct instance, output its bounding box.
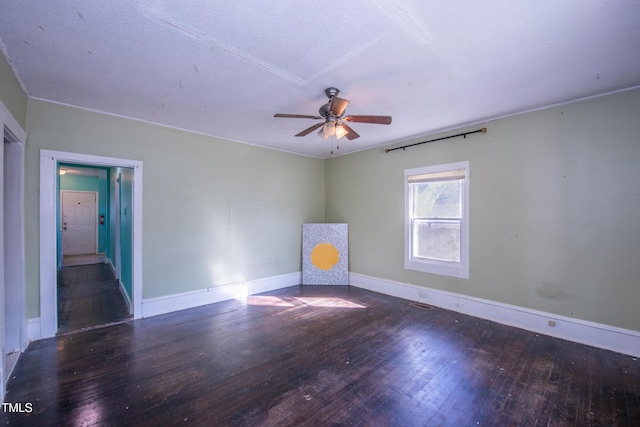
[119,280,133,315]
[27,317,41,342]
[350,272,640,358]
[141,272,301,318]
[106,258,132,314]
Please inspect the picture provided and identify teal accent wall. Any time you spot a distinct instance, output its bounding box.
[55,171,61,267]
[99,177,108,257]
[326,88,640,332]
[59,170,109,254]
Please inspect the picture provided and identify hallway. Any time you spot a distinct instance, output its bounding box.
[57,263,131,334]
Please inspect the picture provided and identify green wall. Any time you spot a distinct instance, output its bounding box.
[24,100,325,317]
[0,50,27,128]
[326,88,640,332]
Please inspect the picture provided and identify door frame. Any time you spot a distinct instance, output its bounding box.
[1,100,27,401]
[60,190,99,257]
[40,150,143,338]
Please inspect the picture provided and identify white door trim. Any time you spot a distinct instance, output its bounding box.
[1,100,27,401]
[40,150,143,338]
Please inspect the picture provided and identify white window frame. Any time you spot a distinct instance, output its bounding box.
[404,161,469,279]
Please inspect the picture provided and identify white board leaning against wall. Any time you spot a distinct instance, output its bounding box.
[302,223,348,285]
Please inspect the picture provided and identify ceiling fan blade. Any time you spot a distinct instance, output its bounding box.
[275,113,322,119]
[344,115,392,125]
[329,97,350,116]
[340,123,360,140]
[295,122,324,137]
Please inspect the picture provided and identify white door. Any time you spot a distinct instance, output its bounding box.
[62,191,97,256]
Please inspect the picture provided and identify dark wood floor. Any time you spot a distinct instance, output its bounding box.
[3,285,640,426]
[57,263,131,334]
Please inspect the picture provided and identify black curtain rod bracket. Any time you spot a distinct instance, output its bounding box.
[385,127,487,153]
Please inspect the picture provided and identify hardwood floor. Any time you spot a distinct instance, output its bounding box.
[3,285,639,426]
[57,263,131,334]
[62,254,107,267]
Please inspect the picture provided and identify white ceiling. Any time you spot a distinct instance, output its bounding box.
[1,1,639,159]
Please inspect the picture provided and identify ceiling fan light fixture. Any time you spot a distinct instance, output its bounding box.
[335,123,347,140]
[318,127,329,140]
[318,121,337,140]
[327,121,336,136]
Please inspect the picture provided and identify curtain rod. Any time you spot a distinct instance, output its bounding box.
[384,127,487,153]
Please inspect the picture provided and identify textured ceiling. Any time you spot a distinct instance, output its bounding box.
[1,1,639,158]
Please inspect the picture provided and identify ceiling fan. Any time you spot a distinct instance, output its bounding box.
[274,87,392,141]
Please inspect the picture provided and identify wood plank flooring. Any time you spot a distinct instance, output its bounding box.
[57,263,131,334]
[62,254,107,267]
[3,285,640,426]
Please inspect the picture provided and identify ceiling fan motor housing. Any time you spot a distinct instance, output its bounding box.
[325,87,340,98]
[319,103,331,118]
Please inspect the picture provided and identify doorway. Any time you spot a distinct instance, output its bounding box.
[56,164,131,333]
[40,150,143,339]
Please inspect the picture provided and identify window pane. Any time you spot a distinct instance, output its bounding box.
[412,220,461,262]
[412,180,462,218]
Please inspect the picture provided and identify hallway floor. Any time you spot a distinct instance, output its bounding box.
[57,263,131,334]
[62,253,107,267]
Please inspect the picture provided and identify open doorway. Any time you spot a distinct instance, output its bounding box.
[40,150,143,339]
[56,164,133,334]
[59,165,106,266]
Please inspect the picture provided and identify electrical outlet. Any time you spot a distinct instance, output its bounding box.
[548,320,556,327]
[418,291,429,298]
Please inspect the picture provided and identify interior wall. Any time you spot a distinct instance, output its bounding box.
[326,88,640,332]
[24,100,325,318]
[109,169,119,281]
[0,52,27,130]
[118,167,133,299]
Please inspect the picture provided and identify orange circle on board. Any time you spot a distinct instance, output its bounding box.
[311,242,340,271]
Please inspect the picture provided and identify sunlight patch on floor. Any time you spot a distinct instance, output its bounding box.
[294,297,367,308]
[246,295,295,307]
[245,295,367,309]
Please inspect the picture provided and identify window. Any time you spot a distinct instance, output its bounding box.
[405,161,469,279]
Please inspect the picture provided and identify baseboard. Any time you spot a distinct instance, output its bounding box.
[119,280,133,315]
[107,258,132,314]
[349,273,640,358]
[141,272,301,318]
[27,317,41,342]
